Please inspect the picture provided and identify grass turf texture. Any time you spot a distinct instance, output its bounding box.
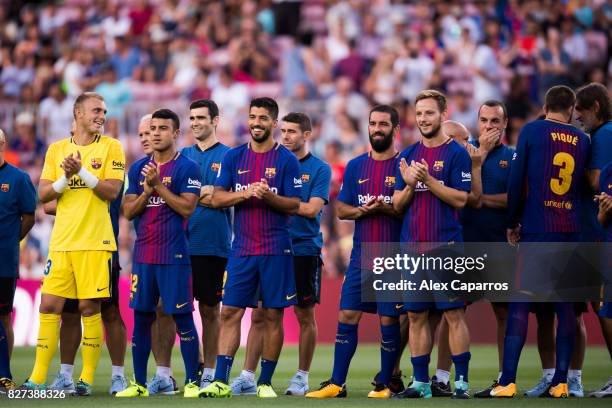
[3,345,610,406]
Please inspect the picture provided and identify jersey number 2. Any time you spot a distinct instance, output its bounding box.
[550,152,574,195]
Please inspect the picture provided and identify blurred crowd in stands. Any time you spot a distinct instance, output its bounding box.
[2,0,610,279]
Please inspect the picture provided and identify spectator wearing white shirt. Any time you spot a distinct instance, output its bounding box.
[38,83,74,143]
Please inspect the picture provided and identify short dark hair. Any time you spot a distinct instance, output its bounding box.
[250,97,279,120]
[576,82,611,122]
[282,112,312,132]
[152,108,180,130]
[544,85,576,113]
[478,100,508,120]
[415,89,447,113]
[189,99,219,119]
[369,105,400,128]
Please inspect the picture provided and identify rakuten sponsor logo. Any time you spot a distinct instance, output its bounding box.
[235,183,278,194]
[358,194,392,205]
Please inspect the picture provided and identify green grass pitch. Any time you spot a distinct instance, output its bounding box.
[3,344,610,406]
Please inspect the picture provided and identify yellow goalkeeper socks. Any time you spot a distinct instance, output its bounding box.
[79,313,103,384]
[30,313,61,384]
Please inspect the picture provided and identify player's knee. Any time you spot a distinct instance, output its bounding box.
[443,308,465,326]
[200,303,220,322]
[408,311,427,327]
[338,309,360,324]
[295,306,316,327]
[379,315,399,326]
[102,305,125,326]
[220,305,244,323]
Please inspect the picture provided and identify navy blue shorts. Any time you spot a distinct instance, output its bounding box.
[130,262,193,314]
[222,255,296,309]
[339,262,404,317]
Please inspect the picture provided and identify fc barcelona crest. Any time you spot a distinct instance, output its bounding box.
[499,160,508,168]
[91,158,102,169]
[301,174,310,183]
[384,176,395,188]
[265,167,276,179]
[433,160,444,171]
[211,162,221,172]
[1,183,9,192]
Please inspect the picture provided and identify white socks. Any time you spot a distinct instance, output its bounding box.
[111,365,125,377]
[202,368,215,379]
[435,369,451,385]
[241,370,255,382]
[568,369,582,382]
[543,368,555,379]
[156,366,171,379]
[297,370,309,382]
[60,364,74,377]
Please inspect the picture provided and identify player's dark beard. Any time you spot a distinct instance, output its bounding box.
[369,129,393,152]
[250,126,271,143]
[419,122,441,139]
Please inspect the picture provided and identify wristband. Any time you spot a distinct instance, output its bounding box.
[52,175,69,193]
[77,167,99,189]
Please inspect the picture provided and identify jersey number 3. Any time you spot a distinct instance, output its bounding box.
[550,152,575,195]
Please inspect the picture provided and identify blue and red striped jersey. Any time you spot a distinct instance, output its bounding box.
[126,153,202,264]
[337,152,401,263]
[507,119,590,233]
[396,139,472,242]
[215,142,301,256]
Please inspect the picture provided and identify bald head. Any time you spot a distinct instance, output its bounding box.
[443,120,470,145]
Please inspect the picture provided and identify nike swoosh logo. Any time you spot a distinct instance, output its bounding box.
[286,294,297,300]
[358,178,369,184]
[176,302,189,308]
[490,386,511,396]
[395,304,404,309]
[83,336,99,340]
[180,330,192,335]
[238,169,250,174]
[97,287,108,292]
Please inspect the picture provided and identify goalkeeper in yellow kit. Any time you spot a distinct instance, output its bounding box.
[22,92,125,395]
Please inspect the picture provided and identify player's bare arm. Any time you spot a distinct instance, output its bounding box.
[42,200,57,215]
[38,153,81,202]
[257,178,300,214]
[596,193,612,227]
[413,159,468,208]
[142,163,198,218]
[481,193,508,209]
[122,193,148,220]
[586,169,601,192]
[211,184,259,208]
[392,158,416,213]
[336,200,367,220]
[297,197,326,219]
[19,213,35,240]
[198,185,215,207]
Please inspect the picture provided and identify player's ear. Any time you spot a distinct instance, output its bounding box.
[212,115,220,128]
[303,130,312,140]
